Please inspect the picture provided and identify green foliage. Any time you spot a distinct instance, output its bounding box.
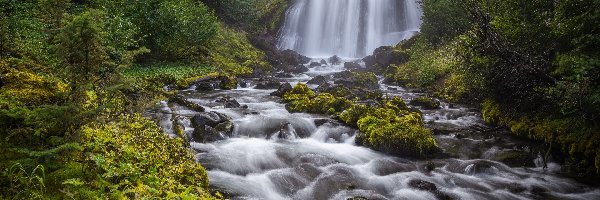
[123,63,216,89]
[78,114,212,199]
[420,0,471,46]
[204,25,270,76]
[202,0,289,33]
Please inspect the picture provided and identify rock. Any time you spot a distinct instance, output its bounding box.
[219,76,237,90]
[320,59,327,65]
[408,179,437,191]
[307,75,328,85]
[216,96,241,108]
[408,179,454,200]
[215,121,234,134]
[344,62,361,70]
[491,150,535,167]
[270,82,293,97]
[277,121,296,139]
[191,112,233,143]
[239,80,248,88]
[309,62,321,67]
[255,78,281,89]
[362,45,409,73]
[280,49,311,65]
[170,94,205,112]
[328,55,341,65]
[332,71,379,90]
[281,64,309,74]
[410,97,441,110]
[274,73,293,78]
[193,125,221,143]
[191,111,231,129]
[196,82,216,92]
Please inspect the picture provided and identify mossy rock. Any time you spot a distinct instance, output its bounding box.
[410,97,440,110]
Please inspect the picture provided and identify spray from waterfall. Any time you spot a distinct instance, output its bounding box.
[277,0,422,58]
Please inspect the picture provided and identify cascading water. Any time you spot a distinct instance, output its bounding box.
[277,0,421,58]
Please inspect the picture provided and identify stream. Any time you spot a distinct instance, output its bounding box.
[152,60,600,200]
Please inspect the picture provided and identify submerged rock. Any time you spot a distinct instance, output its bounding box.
[320,59,327,65]
[309,62,321,67]
[277,121,297,139]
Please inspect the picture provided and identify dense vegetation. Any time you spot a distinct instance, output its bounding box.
[0,0,286,198]
[386,0,600,176]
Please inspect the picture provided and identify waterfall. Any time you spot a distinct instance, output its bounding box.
[277,0,422,58]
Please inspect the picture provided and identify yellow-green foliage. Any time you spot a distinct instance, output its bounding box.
[357,112,437,156]
[205,25,270,76]
[79,114,212,199]
[282,84,352,114]
[0,61,68,106]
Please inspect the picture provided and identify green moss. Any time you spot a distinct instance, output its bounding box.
[282,84,353,114]
[357,113,438,157]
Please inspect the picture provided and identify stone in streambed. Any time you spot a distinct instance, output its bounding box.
[255,78,281,89]
[320,59,327,65]
[307,75,328,85]
[191,111,233,143]
[270,82,293,97]
[309,62,321,67]
[277,121,297,139]
[410,97,441,110]
[328,55,342,65]
[170,94,205,112]
[408,179,454,200]
[215,96,241,108]
[344,62,361,70]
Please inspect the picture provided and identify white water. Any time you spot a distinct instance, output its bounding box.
[278,0,421,58]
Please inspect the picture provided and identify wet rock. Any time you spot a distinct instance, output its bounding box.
[239,80,248,88]
[283,64,309,74]
[191,111,233,143]
[274,72,293,78]
[314,118,339,127]
[270,82,293,97]
[169,94,205,112]
[196,82,216,92]
[277,121,296,139]
[332,71,379,90]
[191,111,231,129]
[219,76,237,90]
[320,59,327,65]
[410,97,441,110]
[309,62,321,67]
[491,150,535,167]
[280,49,311,65]
[408,179,454,200]
[362,46,409,73]
[255,78,281,89]
[408,179,437,191]
[307,75,328,85]
[344,62,361,70]
[328,55,342,65]
[216,96,241,108]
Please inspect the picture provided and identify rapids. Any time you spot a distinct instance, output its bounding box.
[154,61,600,200]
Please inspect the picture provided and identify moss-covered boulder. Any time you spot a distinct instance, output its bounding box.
[282,84,352,114]
[410,97,441,110]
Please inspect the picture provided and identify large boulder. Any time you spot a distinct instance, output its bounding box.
[280,49,310,66]
[362,46,409,73]
[309,62,321,67]
[276,121,297,140]
[332,71,379,90]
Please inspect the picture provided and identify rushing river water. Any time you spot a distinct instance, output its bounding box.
[154,60,600,200]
